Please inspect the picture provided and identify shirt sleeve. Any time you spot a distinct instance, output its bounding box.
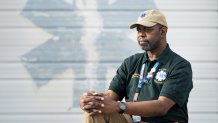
[108,61,128,100]
[159,61,193,107]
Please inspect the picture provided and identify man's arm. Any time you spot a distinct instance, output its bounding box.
[125,96,175,117]
[104,90,120,101]
[81,90,175,117]
[97,90,175,117]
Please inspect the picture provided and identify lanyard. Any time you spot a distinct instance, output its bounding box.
[133,61,160,102]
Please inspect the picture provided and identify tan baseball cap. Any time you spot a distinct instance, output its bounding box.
[129,9,168,29]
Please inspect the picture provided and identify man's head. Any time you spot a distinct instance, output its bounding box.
[129,10,168,51]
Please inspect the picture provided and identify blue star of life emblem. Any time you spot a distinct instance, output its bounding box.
[155,70,167,82]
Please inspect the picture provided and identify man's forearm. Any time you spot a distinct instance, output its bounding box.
[125,100,168,117]
[105,90,120,101]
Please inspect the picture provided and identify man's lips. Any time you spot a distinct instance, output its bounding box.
[138,39,148,45]
[139,41,148,45]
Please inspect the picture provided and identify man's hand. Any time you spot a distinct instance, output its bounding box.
[80,90,120,115]
[80,92,105,115]
[98,94,119,114]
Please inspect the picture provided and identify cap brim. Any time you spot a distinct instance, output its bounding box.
[129,21,157,29]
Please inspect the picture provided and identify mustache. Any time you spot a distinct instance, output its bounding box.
[137,36,149,41]
[138,38,149,42]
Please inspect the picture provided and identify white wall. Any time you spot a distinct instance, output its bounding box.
[0,0,217,122]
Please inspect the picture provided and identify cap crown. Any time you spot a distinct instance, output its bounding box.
[130,9,168,29]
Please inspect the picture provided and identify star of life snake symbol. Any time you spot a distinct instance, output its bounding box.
[155,70,167,81]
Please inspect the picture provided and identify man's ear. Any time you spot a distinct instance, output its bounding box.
[160,27,167,37]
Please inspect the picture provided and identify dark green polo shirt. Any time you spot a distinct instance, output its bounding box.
[109,44,193,122]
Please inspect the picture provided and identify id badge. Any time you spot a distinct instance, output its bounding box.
[132,115,141,123]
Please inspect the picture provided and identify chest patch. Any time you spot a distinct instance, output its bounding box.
[154,68,167,84]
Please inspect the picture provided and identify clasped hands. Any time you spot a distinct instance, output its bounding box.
[80,91,118,115]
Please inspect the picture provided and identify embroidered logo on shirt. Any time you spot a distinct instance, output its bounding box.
[132,73,140,78]
[154,69,167,84]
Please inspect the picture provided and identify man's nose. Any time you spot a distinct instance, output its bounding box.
[138,31,146,37]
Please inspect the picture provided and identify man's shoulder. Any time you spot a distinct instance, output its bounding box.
[170,50,191,67]
[124,52,144,63]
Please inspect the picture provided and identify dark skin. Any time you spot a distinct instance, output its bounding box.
[80,24,175,116]
[137,24,167,61]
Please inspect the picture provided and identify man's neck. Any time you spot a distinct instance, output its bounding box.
[147,43,167,61]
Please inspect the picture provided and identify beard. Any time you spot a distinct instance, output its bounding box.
[139,38,161,51]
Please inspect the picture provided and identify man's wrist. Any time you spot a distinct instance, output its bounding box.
[115,101,120,113]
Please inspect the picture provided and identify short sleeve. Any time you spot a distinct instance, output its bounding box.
[160,61,193,107]
[108,61,128,100]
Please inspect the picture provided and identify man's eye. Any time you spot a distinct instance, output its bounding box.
[146,28,153,31]
[137,27,153,32]
[136,28,141,32]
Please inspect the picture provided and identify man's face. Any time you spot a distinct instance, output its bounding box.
[136,24,162,51]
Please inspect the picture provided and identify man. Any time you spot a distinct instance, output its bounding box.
[80,9,193,123]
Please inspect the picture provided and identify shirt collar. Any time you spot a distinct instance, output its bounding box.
[142,44,171,65]
[157,44,171,65]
